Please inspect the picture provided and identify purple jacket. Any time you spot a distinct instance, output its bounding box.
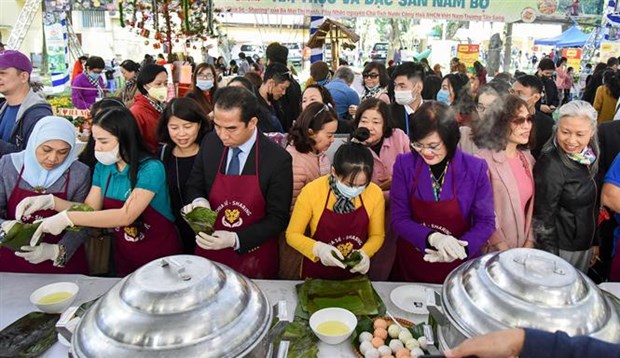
[390,149,495,256]
[71,73,104,109]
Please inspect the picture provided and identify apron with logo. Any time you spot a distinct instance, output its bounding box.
[195,135,278,279]
[392,161,470,283]
[1,168,88,273]
[301,190,369,279]
[102,173,181,276]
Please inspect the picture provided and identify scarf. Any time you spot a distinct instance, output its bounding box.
[123,79,136,102]
[328,174,355,214]
[566,146,597,165]
[145,94,164,113]
[84,71,104,98]
[362,85,385,101]
[10,116,77,190]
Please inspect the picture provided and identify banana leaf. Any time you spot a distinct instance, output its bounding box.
[331,250,362,267]
[181,207,218,235]
[0,312,59,357]
[274,318,319,358]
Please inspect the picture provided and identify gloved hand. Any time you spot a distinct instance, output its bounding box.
[312,242,346,269]
[428,232,468,260]
[181,198,211,215]
[15,243,60,264]
[196,230,236,250]
[350,249,370,274]
[423,248,456,263]
[30,211,74,246]
[15,194,55,220]
[1,220,18,234]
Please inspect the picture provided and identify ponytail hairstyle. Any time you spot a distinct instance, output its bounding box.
[332,128,374,186]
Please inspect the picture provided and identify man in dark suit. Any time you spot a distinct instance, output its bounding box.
[512,75,555,159]
[183,86,293,279]
[390,62,426,136]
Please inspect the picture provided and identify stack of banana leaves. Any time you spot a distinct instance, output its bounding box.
[0,204,93,251]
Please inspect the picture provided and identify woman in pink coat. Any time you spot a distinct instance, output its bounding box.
[353,98,410,279]
[279,102,338,279]
[475,94,536,251]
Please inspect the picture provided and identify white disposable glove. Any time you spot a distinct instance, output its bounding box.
[423,248,456,263]
[196,230,236,250]
[15,194,55,220]
[350,249,370,274]
[1,220,18,234]
[15,243,60,264]
[30,211,74,246]
[181,197,211,215]
[428,232,468,260]
[312,242,346,269]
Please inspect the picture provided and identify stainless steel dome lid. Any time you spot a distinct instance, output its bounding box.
[441,248,620,343]
[72,255,272,357]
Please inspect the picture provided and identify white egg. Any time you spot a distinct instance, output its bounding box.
[417,336,428,349]
[389,339,404,353]
[388,324,400,338]
[405,337,420,350]
[364,348,380,358]
[378,345,392,356]
[360,340,374,355]
[398,330,413,342]
[359,331,374,342]
[410,347,425,357]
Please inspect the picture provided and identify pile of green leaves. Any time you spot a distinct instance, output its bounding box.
[275,318,319,358]
[332,250,362,267]
[0,204,94,251]
[181,207,218,235]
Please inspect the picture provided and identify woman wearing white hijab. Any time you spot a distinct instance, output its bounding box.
[0,116,91,273]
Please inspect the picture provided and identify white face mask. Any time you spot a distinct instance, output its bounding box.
[394,90,415,106]
[95,144,120,165]
[335,180,365,199]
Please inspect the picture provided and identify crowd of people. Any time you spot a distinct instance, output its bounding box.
[1,42,620,286]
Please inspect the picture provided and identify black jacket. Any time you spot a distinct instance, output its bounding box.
[533,147,598,253]
[184,131,293,253]
[390,103,412,136]
[536,75,559,108]
[531,111,554,160]
[277,79,301,132]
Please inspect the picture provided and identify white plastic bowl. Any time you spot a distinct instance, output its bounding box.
[30,282,79,313]
[309,307,357,345]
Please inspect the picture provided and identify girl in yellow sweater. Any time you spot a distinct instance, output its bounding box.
[286,135,385,279]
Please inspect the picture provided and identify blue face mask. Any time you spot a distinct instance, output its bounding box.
[89,72,100,80]
[335,180,365,199]
[436,89,451,104]
[196,79,214,91]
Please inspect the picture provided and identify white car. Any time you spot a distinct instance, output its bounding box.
[231,43,264,61]
[282,43,303,65]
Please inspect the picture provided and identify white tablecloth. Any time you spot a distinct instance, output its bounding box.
[0,273,438,357]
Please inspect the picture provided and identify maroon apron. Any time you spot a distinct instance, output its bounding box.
[102,173,181,276]
[195,134,278,279]
[1,168,88,274]
[392,161,470,283]
[301,190,369,279]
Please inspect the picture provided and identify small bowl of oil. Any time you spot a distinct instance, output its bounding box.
[30,282,79,313]
[309,307,357,345]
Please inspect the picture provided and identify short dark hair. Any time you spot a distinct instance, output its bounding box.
[92,107,152,189]
[607,57,619,67]
[538,58,556,71]
[239,52,246,59]
[288,102,337,153]
[410,101,460,160]
[266,42,288,64]
[79,97,126,170]
[213,86,259,124]
[421,75,442,100]
[332,141,374,187]
[442,73,470,102]
[227,76,255,92]
[363,62,389,88]
[136,63,167,95]
[353,97,395,139]
[86,56,105,70]
[474,94,530,151]
[120,59,140,73]
[244,72,263,89]
[310,61,330,82]
[515,75,543,94]
[78,55,88,62]
[157,97,211,147]
[263,63,292,84]
[392,62,426,83]
[301,84,335,108]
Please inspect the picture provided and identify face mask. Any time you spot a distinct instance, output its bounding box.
[366,83,380,90]
[394,90,415,105]
[436,89,451,104]
[95,144,120,166]
[196,79,214,91]
[89,72,100,80]
[336,180,365,199]
[147,86,167,102]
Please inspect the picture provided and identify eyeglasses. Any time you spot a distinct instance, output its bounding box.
[197,73,214,80]
[411,141,443,154]
[363,73,380,79]
[512,115,533,125]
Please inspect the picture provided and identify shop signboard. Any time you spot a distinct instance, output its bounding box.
[457,44,480,67]
[561,48,581,69]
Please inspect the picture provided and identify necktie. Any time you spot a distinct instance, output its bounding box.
[227,147,242,175]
